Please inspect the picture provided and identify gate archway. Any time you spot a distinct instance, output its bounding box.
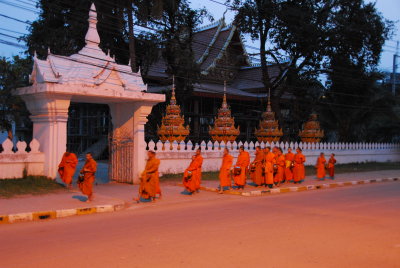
[15,4,164,183]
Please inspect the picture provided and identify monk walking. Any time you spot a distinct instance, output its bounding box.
[327,153,337,179]
[293,148,306,184]
[58,151,78,189]
[219,148,233,192]
[233,145,250,189]
[274,148,285,186]
[249,146,264,187]
[135,151,161,202]
[78,152,97,202]
[316,152,327,180]
[284,147,295,183]
[264,147,276,188]
[182,149,203,195]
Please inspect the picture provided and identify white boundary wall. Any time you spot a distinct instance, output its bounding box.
[147,140,400,175]
[0,139,45,179]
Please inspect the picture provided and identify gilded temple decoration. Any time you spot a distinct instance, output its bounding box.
[209,81,240,143]
[299,113,324,143]
[157,76,190,149]
[254,91,283,143]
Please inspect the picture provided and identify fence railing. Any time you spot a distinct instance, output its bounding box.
[0,138,44,179]
[147,140,400,152]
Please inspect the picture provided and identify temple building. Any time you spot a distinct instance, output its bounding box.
[146,18,284,143]
[59,16,287,155]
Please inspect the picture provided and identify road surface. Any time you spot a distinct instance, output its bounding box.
[1,182,399,268]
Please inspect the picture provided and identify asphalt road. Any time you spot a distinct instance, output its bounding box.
[1,182,399,268]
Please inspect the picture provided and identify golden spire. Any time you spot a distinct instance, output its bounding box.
[170,75,176,105]
[157,75,190,149]
[209,81,240,144]
[299,112,324,143]
[254,88,283,143]
[222,80,228,108]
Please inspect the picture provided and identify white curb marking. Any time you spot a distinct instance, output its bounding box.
[8,213,33,223]
[56,209,77,218]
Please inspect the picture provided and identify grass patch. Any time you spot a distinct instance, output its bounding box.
[0,176,67,198]
[305,161,400,175]
[160,171,220,182]
[160,162,400,182]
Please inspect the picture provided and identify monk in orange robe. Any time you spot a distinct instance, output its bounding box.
[249,146,264,187]
[219,148,233,192]
[233,145,250,189]
[264,147,276,188]
[58,151,78,189]
[182,149,203,195]
[274,148,285,186]
[293,148,306,183]
[327,153,337,179]
[316,152,327,180]
[78,152,97,202]
[284,147,295,183]
[135,151,161,202]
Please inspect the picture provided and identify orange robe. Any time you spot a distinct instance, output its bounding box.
[78,158,97,196]
[219,154,233,188]
[183,155,203,192]
[265,152,276,185]
[58,152,78,185]
[233,151,250,187]
[139,157,161,199]
[316,156,326,179]
[327,157,336,177]
[293,153,306,182]
[251,151,264,186]
[284,152,294,181]
[274,154,285,183]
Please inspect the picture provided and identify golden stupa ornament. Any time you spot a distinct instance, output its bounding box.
[299,113,324,143]
[157,76,190,149]
[254,90,283,143]
[209,81,240,144]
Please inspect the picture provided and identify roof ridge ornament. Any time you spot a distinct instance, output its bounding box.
[85,3,101,47]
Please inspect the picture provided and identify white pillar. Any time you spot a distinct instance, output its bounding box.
[132,104,153,184]
[21,93,71,178]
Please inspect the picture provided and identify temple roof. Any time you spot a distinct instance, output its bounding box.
[29,3,147,92]
[147,18,250,79]
[146,18,282,98]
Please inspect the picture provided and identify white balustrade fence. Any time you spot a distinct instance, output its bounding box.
[147,140,400,175]
[0,138,45,179]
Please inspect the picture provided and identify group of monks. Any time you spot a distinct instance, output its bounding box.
[219,146,308,191]
[58,152,97,202]
[58,146,337,204]
[316,152,337,180]
[135,146,339,202]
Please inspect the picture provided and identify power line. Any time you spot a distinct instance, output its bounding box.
[0,1,395,102]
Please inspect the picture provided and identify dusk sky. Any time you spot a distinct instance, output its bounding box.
[0,0,398,72]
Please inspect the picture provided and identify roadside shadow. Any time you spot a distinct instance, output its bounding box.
[72,195,88,202]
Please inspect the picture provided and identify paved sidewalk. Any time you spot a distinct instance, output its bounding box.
[201,169,400,190]
[1,170,399,224]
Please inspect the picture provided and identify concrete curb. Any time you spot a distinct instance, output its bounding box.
[198,177,399,197]
[0,202,126,224]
